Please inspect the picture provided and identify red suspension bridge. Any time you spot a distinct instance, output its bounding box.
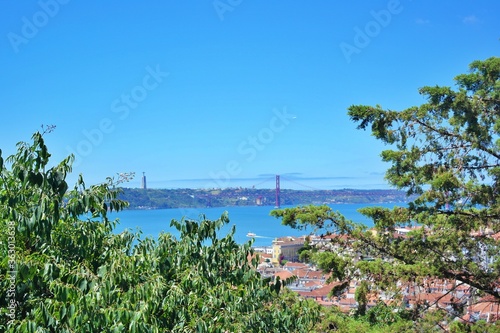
[251,175,323,208]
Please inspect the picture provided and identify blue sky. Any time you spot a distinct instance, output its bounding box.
[1,1,499,190]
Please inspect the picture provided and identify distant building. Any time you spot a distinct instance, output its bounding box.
[141,172,147,189]
[272,236,306,264]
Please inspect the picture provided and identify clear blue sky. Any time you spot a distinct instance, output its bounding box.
[1,1,499,190]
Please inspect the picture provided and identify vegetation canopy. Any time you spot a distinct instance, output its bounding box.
[272,57,500,328]
[0,131,320,332]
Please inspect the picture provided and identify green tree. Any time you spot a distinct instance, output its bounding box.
[355,280,369,316]
[272,57,500,326]
[0,131,320,332]
[297,236,315,263]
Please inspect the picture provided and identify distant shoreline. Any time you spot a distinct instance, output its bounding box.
[118,187,413,210]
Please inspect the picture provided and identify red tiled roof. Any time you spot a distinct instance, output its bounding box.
[293,268,328,280]
[284,262,308,269]
[302,280,323,288]
[274,270,295,281]
[297,281,345,298]
[469,296,500,316]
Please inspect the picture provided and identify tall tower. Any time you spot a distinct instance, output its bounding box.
[141,172,147,189]
[275,175,280,208]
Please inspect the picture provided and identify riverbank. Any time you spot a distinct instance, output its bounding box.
[118,187,411,210]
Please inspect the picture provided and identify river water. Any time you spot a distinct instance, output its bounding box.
[106,203,405,247]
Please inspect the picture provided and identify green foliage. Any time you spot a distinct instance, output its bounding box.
[450,320,500,333]
[346,56,500,300]
[312,305,415,333]
[273,57,500,329]
[313,251,349,282]
[312,302,500,333]
[270,204,364,234]
[298,236,317,263]
[0,132,320,332]
[354,281,369,316]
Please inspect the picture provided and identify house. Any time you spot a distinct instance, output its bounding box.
[283,261,308,272]
[271,236,306,264]
[273,269,296,284]
[464,296,500,323]
[296,281,346,306]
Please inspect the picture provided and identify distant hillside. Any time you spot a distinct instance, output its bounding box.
[118,187,411,210]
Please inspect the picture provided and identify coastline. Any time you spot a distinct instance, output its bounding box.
[118,187,413,211]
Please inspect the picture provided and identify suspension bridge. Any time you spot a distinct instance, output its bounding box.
[250,175,324,208]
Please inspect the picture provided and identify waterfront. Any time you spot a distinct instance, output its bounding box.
[109,203,405,247]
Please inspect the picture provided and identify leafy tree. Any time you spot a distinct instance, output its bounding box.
[272,57,500,326]
[450,319,500,333]
[0,131,320,332]
[355,280,369,316]
[298,236,315,263]
[312,304,415,333]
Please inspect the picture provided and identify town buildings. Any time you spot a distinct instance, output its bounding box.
[254,228,500,324]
